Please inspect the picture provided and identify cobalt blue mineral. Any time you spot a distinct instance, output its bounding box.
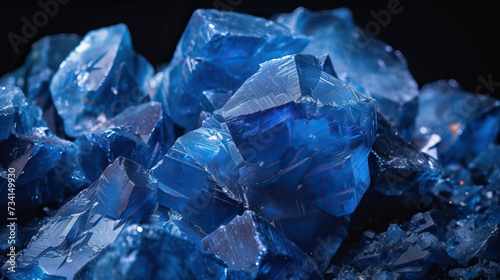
[273,7,419,138]
[369,113,442,195]
[0,86,46,140]
[76,101,175,182]
[50,24,154,137]
[151,53,374,270]
[152,9,309,130]
[202,211,322,280]
[0,128,87,219]
[414,79,500,164]
[0,34,81,137]
[74,224,246,280]
[2,157,158,279]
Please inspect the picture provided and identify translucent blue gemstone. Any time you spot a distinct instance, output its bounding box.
[76,102,175,182]
[50,24,154,137]
[369,113,442,195]
[74,224,245,280]
[468,144,500,183]
[220,54,377,216]
[414,80,500,164]
[202,211,322,279]
[273,7,419,138]
[152,9,309,130]
[0,128,87,219]
[0,86,46,140]
[2,157,158,279]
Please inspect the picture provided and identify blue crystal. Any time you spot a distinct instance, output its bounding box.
[50,24,154,137]
[2,157,158,279]
[447,259,500,279]
[0,86,46,140]
[369,113,442,195]
[468,144,500,183]
[273,7,419,138]
[202,211,322,279]
[152,9,309,130]
[0,128,87,219]
[74,224,246,280]
[76,101,174,182]
[414,79,500,164]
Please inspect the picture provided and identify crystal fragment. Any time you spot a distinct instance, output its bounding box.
[2,157,158,279]
[0,128,87,219]
[0,86,46,140]
[74,224,247,280]
[50,24,154,137]
[273,7,419,137]
[369,113,442,195]
[152,9,309,130]
[76,101,174,182]
[202,211,322,279]
[414,80,500,164]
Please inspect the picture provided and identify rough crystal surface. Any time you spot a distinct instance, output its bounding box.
[202,211,322,279]
[152,9,309,130]
[50,24,154,137]
[75,224,246,280]
[369,113,442,195]
[76,101,175,182]
[273,7,419,138]
[414,79,500,164]
[2,157,158,279]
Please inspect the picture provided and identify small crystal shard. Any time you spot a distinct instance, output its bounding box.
[152,9,309,130]
[50,24,154,137]
[3,157,158,279]
[202,211,322,279]
[369,113,442,195]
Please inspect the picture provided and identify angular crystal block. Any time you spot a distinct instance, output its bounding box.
[414,80,500,164]
[0,128,87,219]
[202,211,322,279]
[273,7,419,138]
[76,102,175,182]
[369,113,442,195]
[152,9,309,130]
[3,157,158,279]
[74,224,246,280]
[50,24,154,137]
[0,86,46,140]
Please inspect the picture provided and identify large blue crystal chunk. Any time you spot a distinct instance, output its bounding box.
[202,211,322,279]
[273,7,419,137]
[152,9,309,130]
[369,113,442,195]
[0,128,87,219]
[76,101,175,182]
[75,224,246,280]
[2,157,158,279]
[50,24,154,137]
[414,79,500,164]
[0,86,46,140]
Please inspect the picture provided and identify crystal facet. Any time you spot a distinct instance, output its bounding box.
[50,24,154,137]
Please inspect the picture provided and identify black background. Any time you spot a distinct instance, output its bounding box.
[0,0,499,98]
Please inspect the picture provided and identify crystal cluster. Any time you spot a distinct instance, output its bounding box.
[1,6,500,280]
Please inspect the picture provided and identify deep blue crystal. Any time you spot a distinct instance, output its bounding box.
[369,113,442,195]
[0,128,87,219]
[76,101,174,182]
[151,9,309,130]
[414,79,500,164]
[74,224,246,280]
[2,157,158,279]
[273,7,419,138]
[202,211,322,279]
[50,24,154,137]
